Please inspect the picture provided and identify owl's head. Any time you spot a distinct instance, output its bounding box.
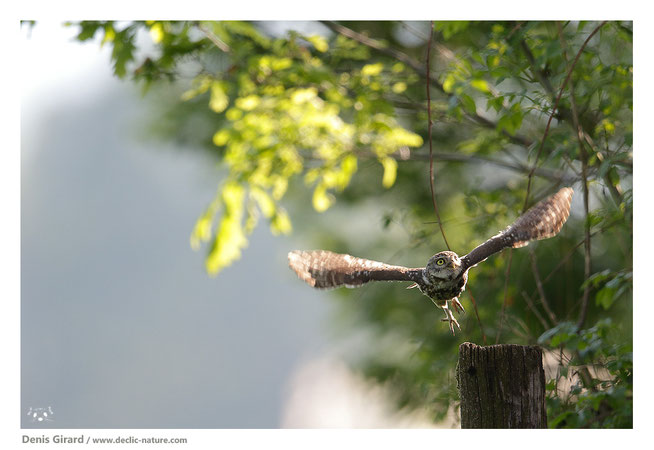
[425,251,462,280]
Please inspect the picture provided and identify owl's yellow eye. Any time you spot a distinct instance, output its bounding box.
[436,259,445,266]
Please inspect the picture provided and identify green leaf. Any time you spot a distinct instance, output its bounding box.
[149,22,165,43]
[271,208,292,235]
[442,74,456,93]
[235,95,261,110]
[538,322,576,346]
[110,29,136,78]
[460,94,476,114]
[510,108,524,132]
[486,54,500,68]
[551,332,575,348]
[190,208,215,250]
[335,155,358,190]
[434,21,469,40]
[181,76,212,101]
[496,105,523,135]
[250,187,275,218]
[101,25,116,47]
[486,96,504,112]
[205,182,247,275]
[596,287,618,310]
[497,114,514,134]
[75,21,104,41]
[380,157,398,188]
[306,35,328,53]
[392,82,407,94]
[550,411,575,428]
[470,78,490,93]
[212,129,230,147]
[222,21,271,48]
[312,184,333,212]
[209,81,229,113]
[361,63,384,77]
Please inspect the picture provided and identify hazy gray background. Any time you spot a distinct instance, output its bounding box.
[21,22,334,428]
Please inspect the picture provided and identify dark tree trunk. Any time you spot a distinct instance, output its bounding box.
[456,342,547,428]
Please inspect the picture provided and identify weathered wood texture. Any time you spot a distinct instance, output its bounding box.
[456,342,547,428]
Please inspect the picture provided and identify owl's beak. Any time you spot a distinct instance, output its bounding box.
[450,262,456,269]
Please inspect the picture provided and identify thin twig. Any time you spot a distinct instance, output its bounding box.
[561,154,582,178]
[307,147,578,184]
[506,21,526,40]
[321,21,428,80]
[506,314,532,342]
[520,39,555,96]
[521,290,551,330]
[425,22,451,251]
[581,132,625,207]
[495,249,514,344]
[466,287,487,345]
[197,22,231,53]
[529,248,557,324]
[520,36,577,128]
[404,150,577,183]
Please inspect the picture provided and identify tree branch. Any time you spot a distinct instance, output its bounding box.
[495,249,514,344]
[196,22,231,53]
[529,248,557,325]
[466,287,487,345]
[521,290,551,330]
[520,39,556,96]
[401,150,577,183]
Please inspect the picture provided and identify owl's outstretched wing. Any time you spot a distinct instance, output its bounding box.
[461,187,574,271]
[288,250,424,289]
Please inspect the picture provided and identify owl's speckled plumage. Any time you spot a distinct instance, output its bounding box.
[288,187,574,334]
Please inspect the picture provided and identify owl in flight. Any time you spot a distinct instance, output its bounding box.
[288,187,573,334]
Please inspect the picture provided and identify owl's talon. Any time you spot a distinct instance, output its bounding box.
[451,298,465,315]
[441,307,461,335]
[441,316,460,335]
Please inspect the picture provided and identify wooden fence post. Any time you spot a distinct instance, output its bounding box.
[456,342,547,428]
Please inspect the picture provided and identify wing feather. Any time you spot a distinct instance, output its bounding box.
[461,187,573,270]
[288,250,423,289]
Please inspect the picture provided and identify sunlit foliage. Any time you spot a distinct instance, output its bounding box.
[67,20,423,274]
